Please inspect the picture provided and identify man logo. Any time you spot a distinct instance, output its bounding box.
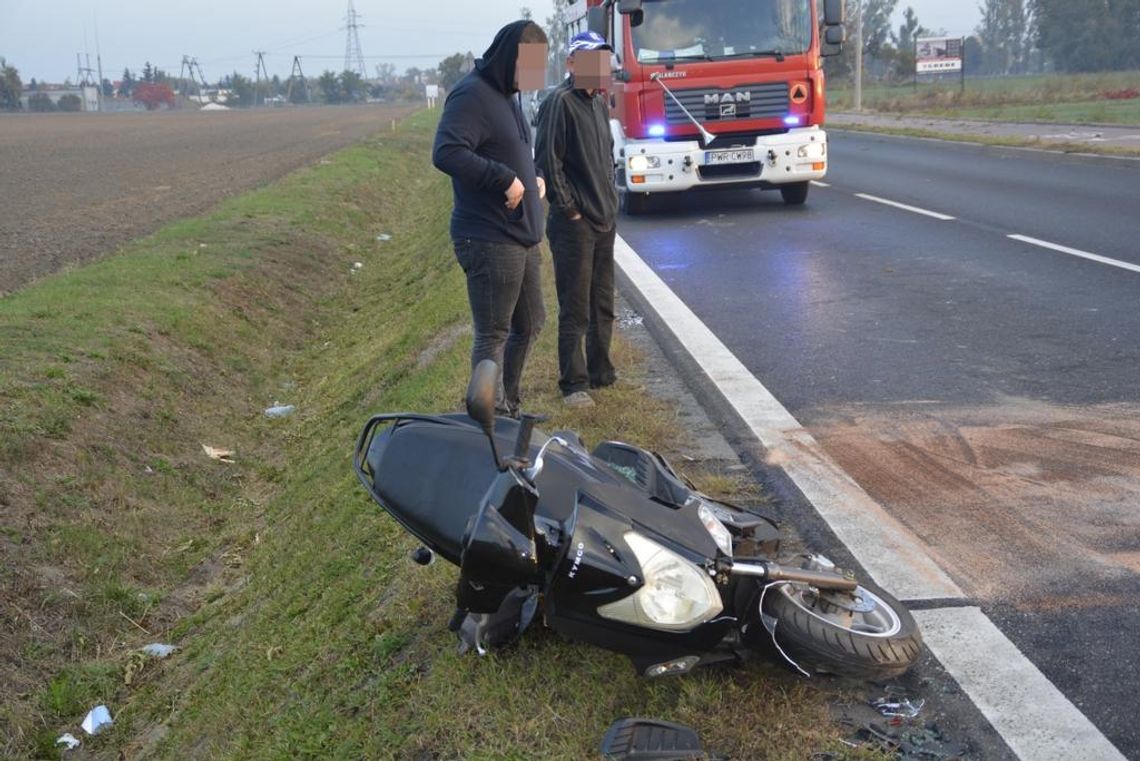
[705,91,751,105]
[720,102,736,117]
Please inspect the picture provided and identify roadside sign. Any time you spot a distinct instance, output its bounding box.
[916,37,963,73]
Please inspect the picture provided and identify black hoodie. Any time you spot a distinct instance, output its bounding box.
[432,20,545,247]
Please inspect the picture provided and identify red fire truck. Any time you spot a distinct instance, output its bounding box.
[564,0,846,213]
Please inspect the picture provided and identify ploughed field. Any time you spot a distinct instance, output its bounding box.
[0,104,415,294]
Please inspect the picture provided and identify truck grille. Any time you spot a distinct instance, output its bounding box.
[665,83,789,125]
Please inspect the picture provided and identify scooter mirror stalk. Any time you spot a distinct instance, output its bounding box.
[466,359,504,470]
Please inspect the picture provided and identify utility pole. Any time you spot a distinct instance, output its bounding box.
[253,51,269,107]
[854,0,863,112]
[286,56,309,104]
[343,0,367,79]
[178,56,210,104]
[94,15,106,111]
[179,55,194,100]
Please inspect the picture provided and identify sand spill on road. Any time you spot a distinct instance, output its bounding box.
[808,396,1140,606]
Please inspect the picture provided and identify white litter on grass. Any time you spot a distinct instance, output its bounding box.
[141,643,178,658]
[617,309,644,328]
[81,705,113,735]
[56,733,81,750]
[376,233,392,241]
[264,403,296,418]
[352,262,364,270]
[202,445,236,463]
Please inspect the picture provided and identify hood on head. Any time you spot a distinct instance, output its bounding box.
[476,20,542,95]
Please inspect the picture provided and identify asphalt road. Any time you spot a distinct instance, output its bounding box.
[617,132,1140,759]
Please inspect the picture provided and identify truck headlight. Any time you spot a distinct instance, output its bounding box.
[797,142,826,159]
[597,532,723,632]
[629,155,661,172]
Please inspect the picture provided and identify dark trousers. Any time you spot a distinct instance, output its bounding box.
[454,238,545,413]
[547,215,616,396]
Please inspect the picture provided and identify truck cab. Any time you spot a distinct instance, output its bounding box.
[565,0,845,213]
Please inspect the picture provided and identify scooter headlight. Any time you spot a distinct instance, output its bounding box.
[597,532,723,632]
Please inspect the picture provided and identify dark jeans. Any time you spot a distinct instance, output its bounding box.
[454,238,545,413]
[547,215,616,396]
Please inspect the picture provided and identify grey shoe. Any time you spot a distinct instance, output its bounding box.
[562,391,595,408]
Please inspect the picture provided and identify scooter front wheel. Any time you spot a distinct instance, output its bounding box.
[759,580,922,680]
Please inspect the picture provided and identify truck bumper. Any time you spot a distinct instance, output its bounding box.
[615,126,828,194]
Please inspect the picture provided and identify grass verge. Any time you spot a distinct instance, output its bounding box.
[828,70,1140,123]
[0,110,889,760]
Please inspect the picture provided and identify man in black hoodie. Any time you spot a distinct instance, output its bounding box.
[433,20,549,416]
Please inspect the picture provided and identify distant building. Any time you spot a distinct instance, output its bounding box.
[20,85,100,112]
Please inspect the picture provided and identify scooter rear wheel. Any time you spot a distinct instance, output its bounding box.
[760,581,922,680]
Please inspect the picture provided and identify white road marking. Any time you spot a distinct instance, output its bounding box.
[614,234,961,602]
[810,180,830,187]
[855,193,956,220]
[1008,234,1140,275]
[916,608,1128,761]
[616,233,1128,761]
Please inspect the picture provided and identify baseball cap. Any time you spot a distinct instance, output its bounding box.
[568,30,612,54]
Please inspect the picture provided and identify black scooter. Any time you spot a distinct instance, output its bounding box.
[353,361,921,679]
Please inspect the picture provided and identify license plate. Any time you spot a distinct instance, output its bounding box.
[704,148,755,165]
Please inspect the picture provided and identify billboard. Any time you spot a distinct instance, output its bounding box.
[916,37,963,73]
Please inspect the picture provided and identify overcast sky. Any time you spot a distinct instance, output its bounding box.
[1,1,979,84]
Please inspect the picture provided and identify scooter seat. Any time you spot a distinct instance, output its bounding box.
[365,416,530,564]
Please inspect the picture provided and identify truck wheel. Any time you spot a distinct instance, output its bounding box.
[759,580,922,680]
[623,191,651,216]
[780,182,810,206]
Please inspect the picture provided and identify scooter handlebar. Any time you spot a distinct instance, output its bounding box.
[728,560,858,591]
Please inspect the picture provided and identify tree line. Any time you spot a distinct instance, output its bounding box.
[826,0,1140,82]
[0,55,446,111]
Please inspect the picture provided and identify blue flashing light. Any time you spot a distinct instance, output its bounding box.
[784,115,802,126]
[648,123,667,137]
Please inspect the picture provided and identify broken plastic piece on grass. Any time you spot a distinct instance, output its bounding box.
[81,705,113,735]
[264,403,296,418]
[202,445,236,463]
[56,733,80,750]
[599,718,709,761]
[872,697,926,718]
[376,233,392,241]
[141,643,178,658]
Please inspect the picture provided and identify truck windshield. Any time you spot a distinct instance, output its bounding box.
[632,0,813,64]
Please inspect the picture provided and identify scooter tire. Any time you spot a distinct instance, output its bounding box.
[761,581,922,680]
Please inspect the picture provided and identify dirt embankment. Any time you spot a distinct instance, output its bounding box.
[0,105,415,295]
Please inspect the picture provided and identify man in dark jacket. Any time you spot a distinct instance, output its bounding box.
[535,31,620,408]
[432,20,548,415]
